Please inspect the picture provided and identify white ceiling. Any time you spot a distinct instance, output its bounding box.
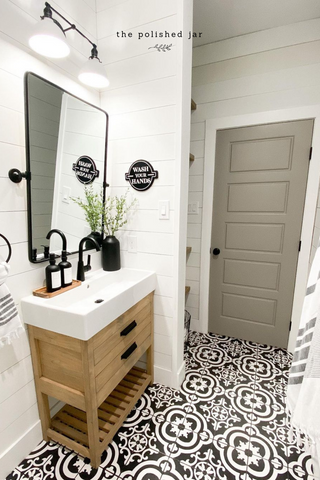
[192,0,320,47]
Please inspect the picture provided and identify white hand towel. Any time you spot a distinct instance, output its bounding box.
[0,262,24,347]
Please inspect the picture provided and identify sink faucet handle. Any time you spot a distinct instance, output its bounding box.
[84,255,91,273]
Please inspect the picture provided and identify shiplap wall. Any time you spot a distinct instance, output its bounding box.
[97,0,192,387]
[0,1,99,476]
[187,18,320,328]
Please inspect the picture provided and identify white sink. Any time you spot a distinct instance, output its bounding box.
[21,268,156,340]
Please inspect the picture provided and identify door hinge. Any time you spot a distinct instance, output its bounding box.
[289,321,292,331]
[309,147,313,161]
[298,240,302,252]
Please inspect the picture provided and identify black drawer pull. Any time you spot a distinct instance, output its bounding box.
[120,320,137,336]
[121,342,137,360]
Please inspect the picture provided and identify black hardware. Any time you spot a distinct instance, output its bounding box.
[120,320,137,337]
[309,147,313,161]
[46,229,67,251]
[41,245,50,259]
[0,234,12,263]
[77,237,100,281]
[8,168,30,184]
[298,241,301,252]
[84,255,91,273]
[43,2,100,58]
[212,248,220,256]
[121,342,137,360]
[94,299,104,304]
[289,321,292,331]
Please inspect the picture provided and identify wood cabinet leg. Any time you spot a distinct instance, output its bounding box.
[28,326,51,440]
[81,340,101,468]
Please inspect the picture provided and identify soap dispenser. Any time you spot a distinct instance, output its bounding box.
[59,250,72,287]
[46,254,61,293]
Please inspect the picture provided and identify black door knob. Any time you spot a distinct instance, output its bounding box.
[212,248,220,256]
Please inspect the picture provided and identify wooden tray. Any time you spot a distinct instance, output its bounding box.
[33,280,81,298]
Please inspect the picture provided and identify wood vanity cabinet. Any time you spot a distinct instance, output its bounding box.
[28,292,154,468]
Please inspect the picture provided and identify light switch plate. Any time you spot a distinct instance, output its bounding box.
[128,235,137,253]
[159,200,170,220]
[62,186,71,204]
[188,202,199,215]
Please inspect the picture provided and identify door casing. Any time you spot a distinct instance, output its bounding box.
[199,106,320,352]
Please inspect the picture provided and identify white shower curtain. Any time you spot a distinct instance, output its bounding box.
[287,239,320,470]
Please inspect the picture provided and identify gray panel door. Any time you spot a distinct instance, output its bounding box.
[209,120,314,348]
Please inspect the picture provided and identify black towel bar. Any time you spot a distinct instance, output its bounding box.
[0,234,12,263]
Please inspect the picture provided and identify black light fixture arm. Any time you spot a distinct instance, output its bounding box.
[43,2,98,52]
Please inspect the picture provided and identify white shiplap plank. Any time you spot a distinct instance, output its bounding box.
[110,186,175,211]
[154,295,174,319]
[154,351,171,370]
[108,105,176,140]
[97,0,176,39]
[191,84,320,123]
[155,275,174,298]
[0,380,37,433]
[103,51,176,91]
[0,143,25,178]
[192,41,320,87]
[100,76,176,115]
[108,133,175,163]
[154,314,173,337]
[192,62,320,105]
[154,332,172,356]
[190,122,205,142]
[121,250,173,277]
[0,355,33,404]
[0,329,30,374]
[193,18,320,67]
[0,403,39,455]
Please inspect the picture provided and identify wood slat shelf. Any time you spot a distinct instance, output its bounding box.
[191,99,197,111]
[185,286,191,296]
[50,367,151,458]
[186,247,192,256]
[189,153,195,162]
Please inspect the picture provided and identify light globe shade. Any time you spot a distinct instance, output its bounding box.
[29,18,70,58]
[78,58,109,88]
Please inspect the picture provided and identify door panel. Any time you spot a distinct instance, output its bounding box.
[209,120,314,347]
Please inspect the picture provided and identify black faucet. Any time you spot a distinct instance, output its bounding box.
[77,236,100,281]
[46,229,67,253]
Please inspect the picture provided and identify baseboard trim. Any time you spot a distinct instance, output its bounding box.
[154,365,172,386]
[176,360,185,388]
[0,421,42,479]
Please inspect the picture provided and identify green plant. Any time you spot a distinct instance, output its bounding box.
[103,190,137,236]
[70,185,102,232]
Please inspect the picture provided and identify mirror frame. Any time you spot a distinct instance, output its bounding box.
[24,72,109,263]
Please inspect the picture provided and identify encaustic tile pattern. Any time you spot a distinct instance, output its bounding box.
[6,331,316,480]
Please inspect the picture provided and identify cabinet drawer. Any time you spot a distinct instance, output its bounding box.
[93,293,152,368]
[95,328,152,405]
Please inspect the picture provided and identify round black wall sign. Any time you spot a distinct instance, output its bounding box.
[125,160,158,191]
[72,156,100,184]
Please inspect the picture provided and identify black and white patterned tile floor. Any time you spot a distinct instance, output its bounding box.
[6,331,316,480]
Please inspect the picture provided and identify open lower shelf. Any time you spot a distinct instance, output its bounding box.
[48,366,151,459]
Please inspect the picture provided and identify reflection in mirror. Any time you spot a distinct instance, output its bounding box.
[25,73,108,262]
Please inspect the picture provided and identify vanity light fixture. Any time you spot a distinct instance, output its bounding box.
[29,2,109,88]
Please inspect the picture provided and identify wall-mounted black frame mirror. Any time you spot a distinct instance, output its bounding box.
[24,72,108,263]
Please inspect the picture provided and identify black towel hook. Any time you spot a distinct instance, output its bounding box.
[0,234,12,263]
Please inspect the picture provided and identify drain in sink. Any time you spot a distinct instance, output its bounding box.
[94,299,104,303]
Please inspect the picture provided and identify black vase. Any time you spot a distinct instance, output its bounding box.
[85,231,103,249]
[102,235,120,271]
